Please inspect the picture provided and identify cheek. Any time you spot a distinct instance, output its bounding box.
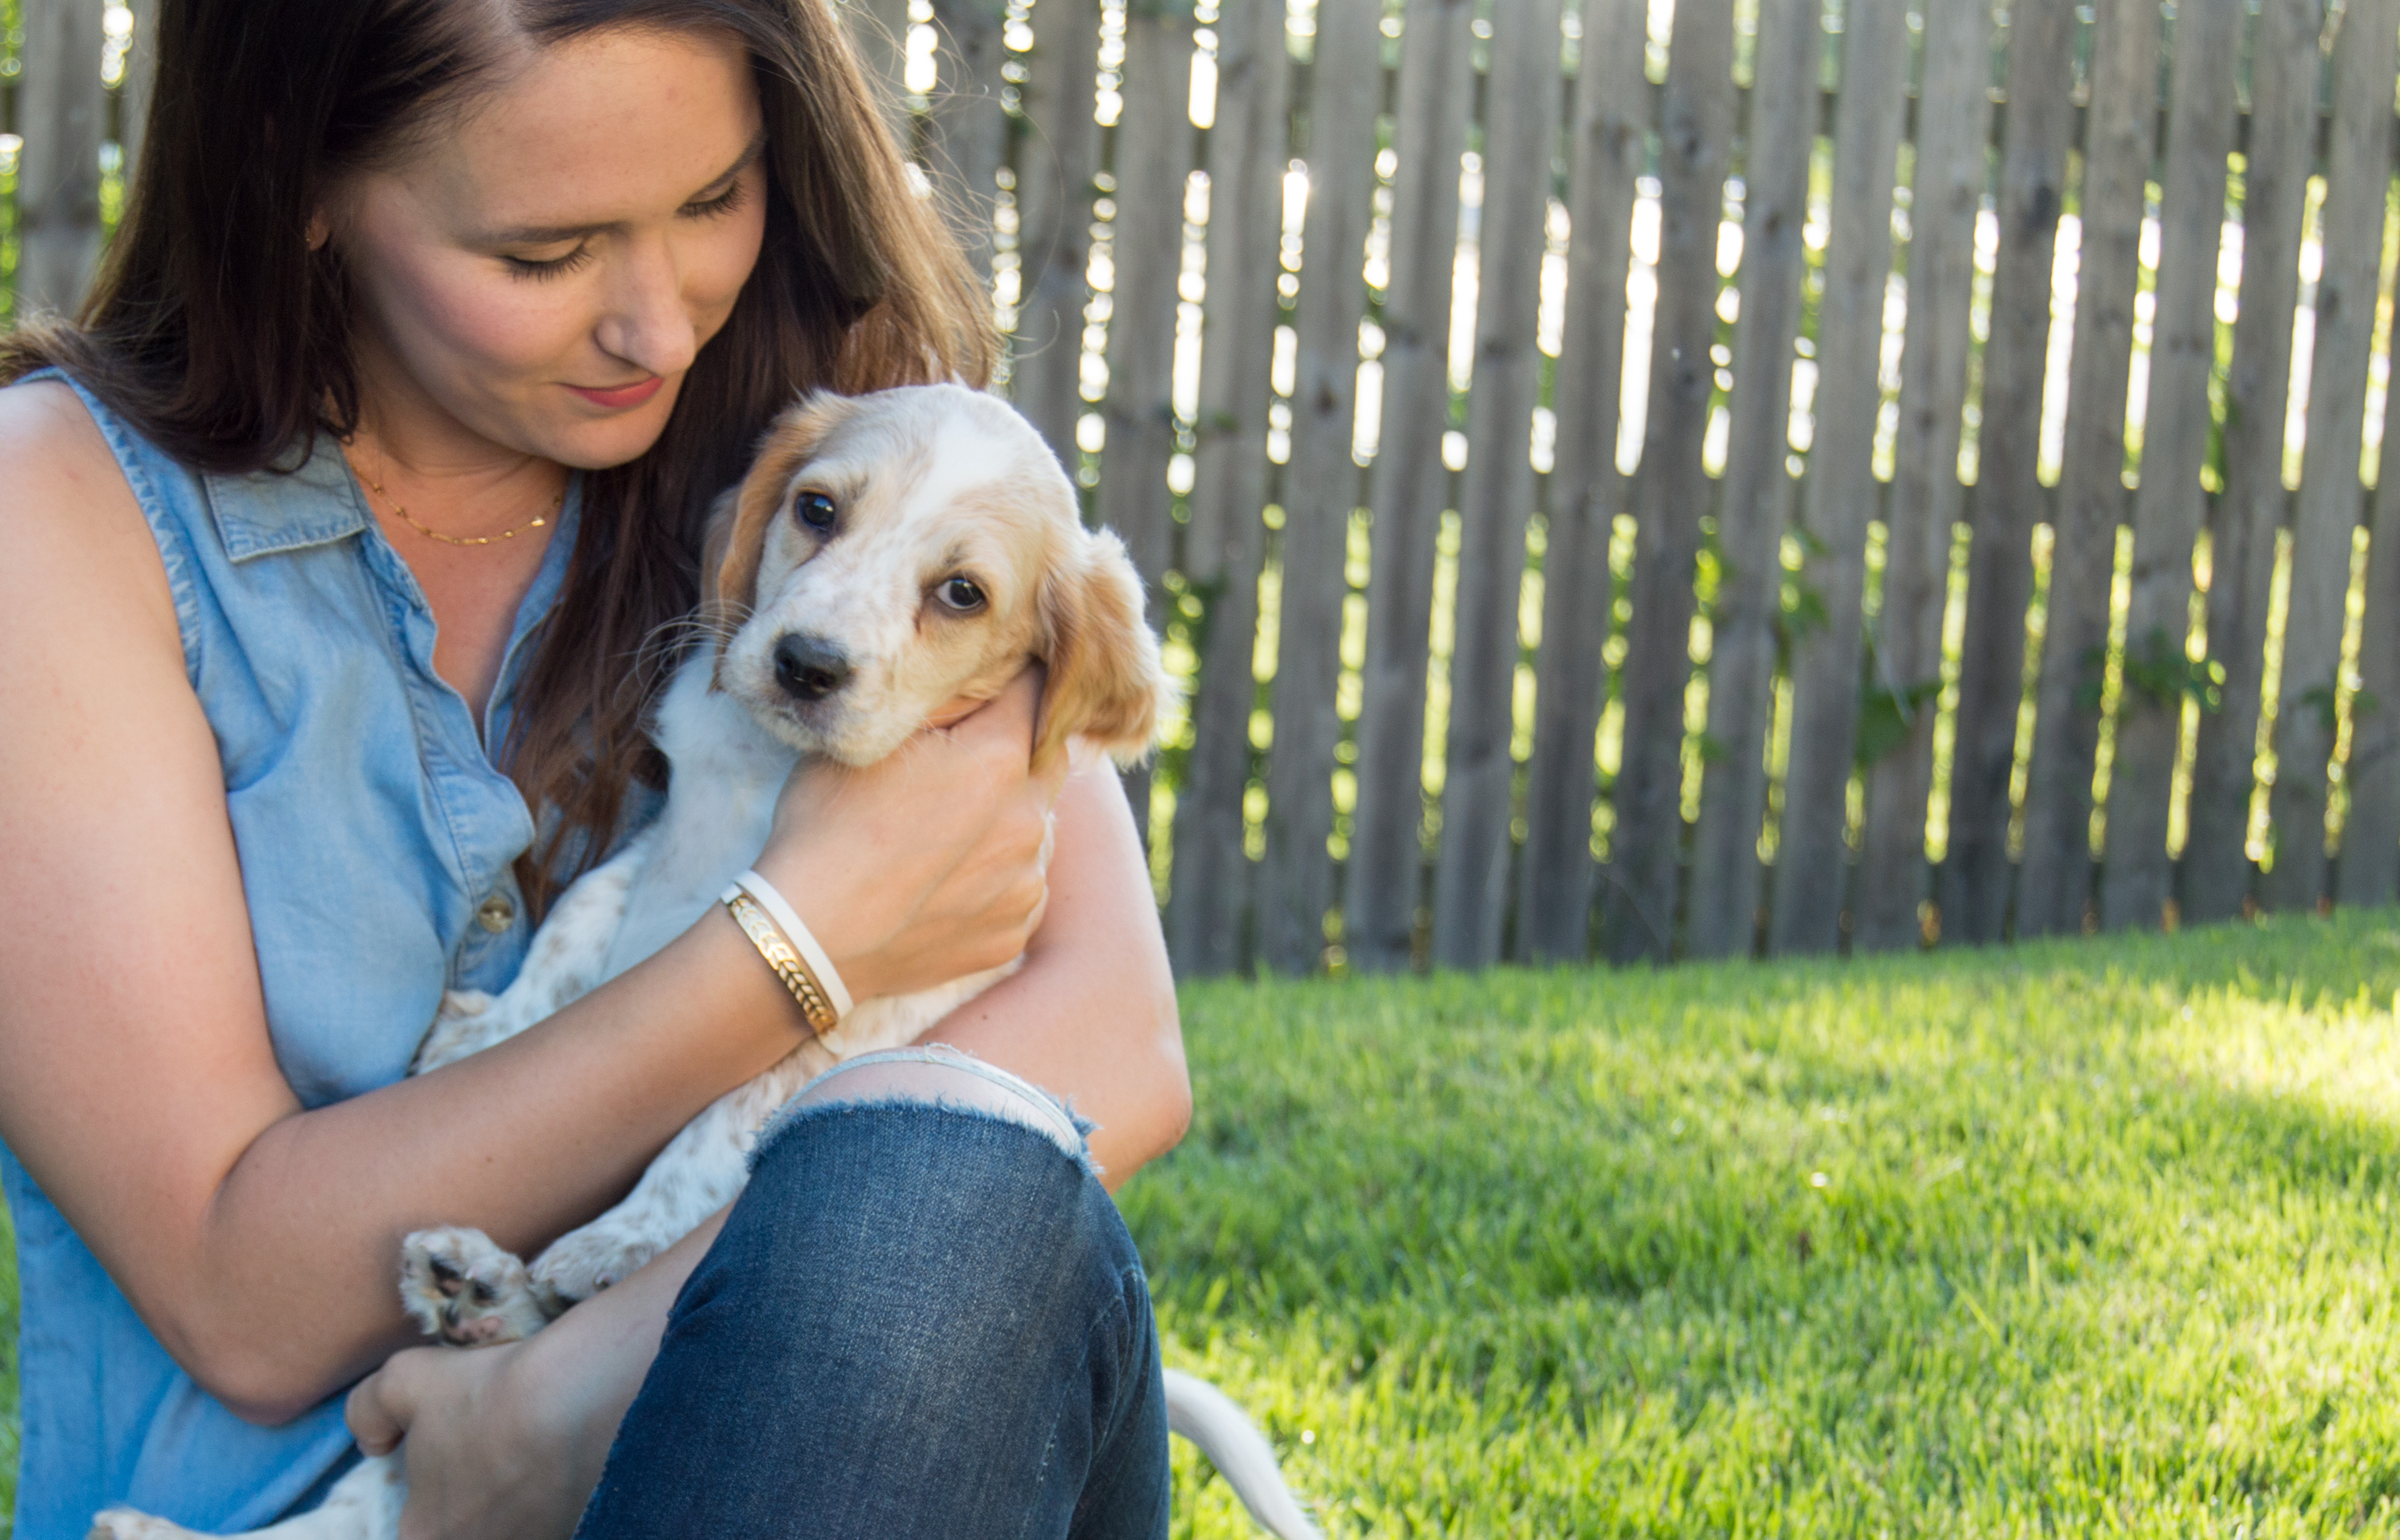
[350,251,592,414]
[684,174,770,344]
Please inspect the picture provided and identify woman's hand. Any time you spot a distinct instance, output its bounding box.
[348,1341,595,1540]
[754,666,1070,1003]
[346,1213,728,1539]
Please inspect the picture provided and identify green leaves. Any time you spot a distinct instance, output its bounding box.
[2086,628,2227,716]
[1856,678,1944,768]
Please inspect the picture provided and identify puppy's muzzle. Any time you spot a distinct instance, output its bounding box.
[772,633,852,702]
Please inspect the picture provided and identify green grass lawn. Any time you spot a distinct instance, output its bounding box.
[1133,911,2400,1537]
[12,912,2400,1535]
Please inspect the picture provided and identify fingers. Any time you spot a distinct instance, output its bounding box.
[948,665,1043,759]
[346,1350,427,1457]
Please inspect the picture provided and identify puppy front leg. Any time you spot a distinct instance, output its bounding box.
[529,1039,834,1304]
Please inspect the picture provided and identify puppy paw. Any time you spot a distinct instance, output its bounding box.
[437,988,495,1020]
[530,1224,663,1308]
[413,991,500,1072]
[88,1510,199,1539]
[399,1226,556,1346]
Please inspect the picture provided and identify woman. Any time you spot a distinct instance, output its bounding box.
[0,1,1188,1535]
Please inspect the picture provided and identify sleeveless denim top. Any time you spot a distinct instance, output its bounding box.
[1,373,590,1538]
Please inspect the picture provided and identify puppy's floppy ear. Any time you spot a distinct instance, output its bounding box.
[698,487,741,613]
[1035,527,1174,769]
[711,390,864,624]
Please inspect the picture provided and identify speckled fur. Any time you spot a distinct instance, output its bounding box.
[91,389,1308,1540]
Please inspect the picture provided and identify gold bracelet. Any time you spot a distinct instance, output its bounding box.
[724,890,839,1036]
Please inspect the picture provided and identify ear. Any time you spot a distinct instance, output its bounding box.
[1035,527,1174,770]
[709,390,864,627]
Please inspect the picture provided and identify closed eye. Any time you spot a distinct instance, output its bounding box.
[680,179,749,220]
[935,576,988,613]
[503,244,596,280]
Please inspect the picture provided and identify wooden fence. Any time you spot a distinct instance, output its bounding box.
[20,0,2400,976]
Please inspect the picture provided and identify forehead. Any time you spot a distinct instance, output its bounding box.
[402,28,761,227]
[798,397,1073,547]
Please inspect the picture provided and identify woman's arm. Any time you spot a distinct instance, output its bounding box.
[343,771,1187,1535]
[924,763,1189,1187]
[0,385,1057,1422]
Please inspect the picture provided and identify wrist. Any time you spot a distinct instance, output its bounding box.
[747,846,883,1003]
[504,1315,632,1499]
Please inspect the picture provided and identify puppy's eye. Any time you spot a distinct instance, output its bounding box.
[793,490,838,533]
[935,576,988,613]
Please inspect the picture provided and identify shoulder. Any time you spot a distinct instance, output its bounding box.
[0,376,183,660]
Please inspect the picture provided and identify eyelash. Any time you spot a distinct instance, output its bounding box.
[504,247,598,282]
[501,177,751,282]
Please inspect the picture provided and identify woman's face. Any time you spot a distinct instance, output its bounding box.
[332,26,769,470]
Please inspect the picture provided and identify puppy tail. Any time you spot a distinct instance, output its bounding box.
[1162,1368,1323,1539]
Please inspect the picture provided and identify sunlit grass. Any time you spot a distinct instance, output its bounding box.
[13,914,2400,1535]
[1130,910,2400,1536]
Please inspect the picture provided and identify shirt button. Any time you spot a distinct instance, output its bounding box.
[474,892,517,934]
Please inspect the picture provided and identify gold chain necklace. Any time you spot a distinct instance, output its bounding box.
[352,451,565,548]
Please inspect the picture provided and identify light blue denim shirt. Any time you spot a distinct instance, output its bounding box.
[1,372,592,1537]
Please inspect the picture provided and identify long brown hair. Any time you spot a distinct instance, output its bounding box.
[3,0,994,912]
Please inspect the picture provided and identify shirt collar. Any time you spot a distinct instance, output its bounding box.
[201,433,374,562]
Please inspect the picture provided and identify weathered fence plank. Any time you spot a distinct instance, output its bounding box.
[1096,6,1196,843]
[1165,0,1290,976]
[29,0,2396,979]
[2184,0,2322,924]
[1095,9,1193,591]
[1256,0,1383,974]
[1600,0,1738,963]
[2100,0,2241,933]
[2341,382,2400,907]
[1851,0,1989,953]
[1015,0,1105,472]
[928,0,1012,286]
[17,0,108,318]
[2262,0,2396,912]
[1430,0,1565,968]
[1347,0,1477,973]
[1684,0,1821,960]
[1517,0,1652,962]
[1939,0,2078,944]
[1764,0,1910,955]
[2013,0,2160,939]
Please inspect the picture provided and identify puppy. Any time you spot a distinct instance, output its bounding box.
[92,386,1319,1540]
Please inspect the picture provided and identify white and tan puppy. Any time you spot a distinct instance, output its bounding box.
[92,386,1319,1540]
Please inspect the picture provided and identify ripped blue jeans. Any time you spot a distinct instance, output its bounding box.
[573,1050,1171,1539]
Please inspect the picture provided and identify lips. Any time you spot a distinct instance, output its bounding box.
[568,375,667,411]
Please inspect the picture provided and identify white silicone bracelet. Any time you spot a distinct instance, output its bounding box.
[729,869,854,1021]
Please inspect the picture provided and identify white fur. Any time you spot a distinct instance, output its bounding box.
[92,387,1316,1540]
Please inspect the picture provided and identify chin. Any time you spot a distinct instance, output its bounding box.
[544,394,682,470]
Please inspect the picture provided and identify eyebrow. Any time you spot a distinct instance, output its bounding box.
[477,134,767,247]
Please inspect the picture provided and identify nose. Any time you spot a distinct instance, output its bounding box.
[772,634,853,702]
[593,239,700,380]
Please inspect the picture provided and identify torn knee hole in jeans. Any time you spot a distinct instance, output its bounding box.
[752,1046,1098,1175]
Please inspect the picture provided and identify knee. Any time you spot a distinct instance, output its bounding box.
[682,1101,1144,1377]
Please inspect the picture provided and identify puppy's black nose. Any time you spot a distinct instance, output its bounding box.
[772,634,852,702]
